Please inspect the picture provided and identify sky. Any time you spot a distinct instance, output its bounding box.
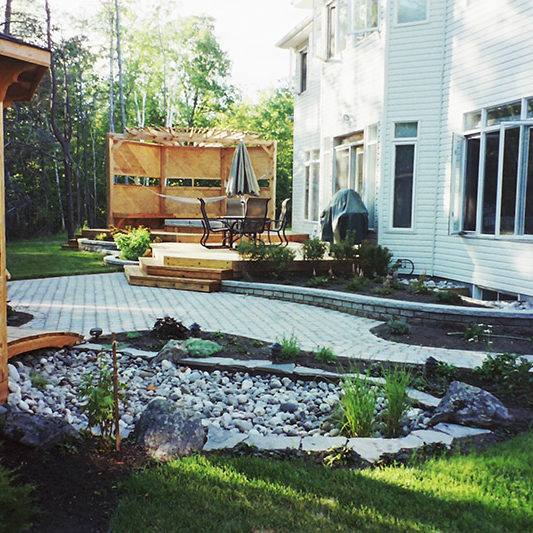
[48,0,307,101]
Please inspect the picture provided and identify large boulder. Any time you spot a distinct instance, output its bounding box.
[430,381,513,429]
[153,340,185,364]
[134,399,206,459]
[0,412,80,448]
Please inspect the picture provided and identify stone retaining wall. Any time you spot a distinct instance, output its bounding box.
[221,281,533,331]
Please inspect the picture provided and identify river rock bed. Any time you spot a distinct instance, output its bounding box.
[6,347,433,440]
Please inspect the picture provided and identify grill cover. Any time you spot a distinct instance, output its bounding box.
[320,188,368,243]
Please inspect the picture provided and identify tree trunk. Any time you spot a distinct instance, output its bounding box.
[4,0,12,34]
[114,0,126,132]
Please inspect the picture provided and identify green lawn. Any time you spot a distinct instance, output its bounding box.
[111,431,533,533]
[6,234,118,280]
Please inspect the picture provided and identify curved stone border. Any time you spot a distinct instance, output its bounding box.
[221,281,533,330]
[78,238,118,254]
[103,254,138,266]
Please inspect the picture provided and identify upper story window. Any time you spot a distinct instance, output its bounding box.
[450,99,533,238]
[327,2,337,59]
[298,49,308,93]
[352,0,379,32]
[396,0,428,25]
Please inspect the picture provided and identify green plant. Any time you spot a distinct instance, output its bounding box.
[464,323,493,344]
[357,242,393,279]
[306,276,330,288]
[78,353,125,440]
[277,333,301,361]
[338,372,376,437]
[29,370,48,392]
[184,338,223,357]
[386,320,411,336]
[125,331,141,340]
[114,226,151,261]
[474,353,533,403]
[434,290,462,305]
[381,366,411,438]
[212,331,225,339]
[329,230,359,262]
[252,340,264,347]
[374,276,395,296]
[0,462,36,532]
[152,316,190,340]
[235,240,295,279]
[94,232,108,241]
[345,275,370,292]
[409,272,433,295]
[302,238,328,276]
[315,346,337,365]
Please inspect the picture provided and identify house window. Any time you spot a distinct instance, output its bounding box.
[396,0,428,24]
[452,99,533,237]
[352,0,379,32]
[304,150,320,221]
[392,122,418,229]
[298,50,307,93]
[327,2,337,59]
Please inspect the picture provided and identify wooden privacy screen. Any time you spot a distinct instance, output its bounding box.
[107,129,277,228]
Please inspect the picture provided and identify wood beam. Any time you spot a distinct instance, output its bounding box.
[0,104,8,403]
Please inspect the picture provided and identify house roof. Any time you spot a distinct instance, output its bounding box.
[276,16,312,49]
[0,33,51,105]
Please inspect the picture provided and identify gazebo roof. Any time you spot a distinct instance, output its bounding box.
[116,127,273,147]
[0,32,51,105]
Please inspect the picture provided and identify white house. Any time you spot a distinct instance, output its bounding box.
[278,0,533,300]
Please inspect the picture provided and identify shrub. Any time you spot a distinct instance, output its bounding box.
[474,353,533,403]
[152,316,190,340]
[409,272,433,295]
[315,346,337,365]
[302,238,328,276]
[0,462,36,532]
[338,372,376,437]
[306,276,330,288]
[95,232,108,241]
[381,366,411,438]
[357,242,393,279]
[329,231,359,262]
[464,323,492,344]
[278,334,301,360]
[114,226,151,261]
[434,290,462,305]
[78,353,126,439]
[184,338,223,357]
[345,276,369,292]
[235,240,295,279]
[374,276,395,296]
[386,320,411,336]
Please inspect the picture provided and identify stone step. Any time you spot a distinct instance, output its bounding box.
[124,265,220,292]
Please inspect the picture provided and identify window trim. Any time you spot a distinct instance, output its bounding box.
[304,149,321,223]
[395,0,430,27]
[349,0,380,35]
[297,47,308,94]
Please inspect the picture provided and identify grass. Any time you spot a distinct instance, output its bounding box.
[338,372,377,437]
[381,366,411,438]
[111,431,533,532]
[6,234,118,280]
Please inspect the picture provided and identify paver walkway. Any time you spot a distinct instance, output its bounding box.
[8,272,501,368]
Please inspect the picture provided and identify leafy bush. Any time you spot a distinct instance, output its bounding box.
[95,232,108,241]
[315,346,337,365]
[302,238,328,276]
[464,323,492,344]
[374,277,395,296]
[0,462,35,532]
[329,231,359,262]
[306,276,330,288]
[152,316,190,340]
[114,226,151,261]
[434,290,462,305]
[357,242,393,279]
[278,334,301,360]
[184,338,223,357]
[474,353,533,403]
[409,273,433,295]
[338,373,376,437]
[386,320,411,336]
[78,353,126,439]
[381,366,411,438]
[236,240,295,279]
[345,276,369,292]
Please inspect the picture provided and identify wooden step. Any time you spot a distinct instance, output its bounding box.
[150,231,225,244]
[163,255,236,270]
[124,265,220,292]
[139,257,233,280]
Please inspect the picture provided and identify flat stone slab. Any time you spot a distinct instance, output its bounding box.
[256,363,296,373]
[120,348,159,359]
[432,423,492,443]
[406,388,441,408]
[244,434,301,451]
[203,426,246,451]
[301,436,347,452]
[72,343,105,352]
[293,367,338,378]
[347,434,423,463]
[409,429,454,447]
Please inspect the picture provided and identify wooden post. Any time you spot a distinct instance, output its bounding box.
[0,103,8,404]
[111,332,121,451]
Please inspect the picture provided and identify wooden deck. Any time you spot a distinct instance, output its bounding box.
[7,327,84,359]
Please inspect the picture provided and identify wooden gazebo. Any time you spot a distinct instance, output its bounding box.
[0,33,50,403]
[107,127,277,229]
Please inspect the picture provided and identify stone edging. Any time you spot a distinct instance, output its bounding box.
[78,238,118,254]
[221,281,533,329]
[103,254,138,266]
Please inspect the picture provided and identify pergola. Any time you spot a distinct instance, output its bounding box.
[107,127,277,228]
[0,33,50,403]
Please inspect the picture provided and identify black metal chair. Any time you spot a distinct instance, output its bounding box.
[226,198,244,216]
[198,198,229,248]
[232,197,270,244]
[268,198,290,246]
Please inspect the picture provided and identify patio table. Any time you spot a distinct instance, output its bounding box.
[218,216,271,248]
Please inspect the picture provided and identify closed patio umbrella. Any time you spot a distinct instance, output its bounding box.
[226,140,261,197]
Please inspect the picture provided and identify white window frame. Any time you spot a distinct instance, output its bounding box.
[304,150,321,222]
[364,123,379,230]
[395,0,430,27]
[326,1,338,60]
[349,0,379,34]
[297,47,308,94]
[391,122,418,231]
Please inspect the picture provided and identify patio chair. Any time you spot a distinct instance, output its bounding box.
[267,198,290,246]
[226,197,244,216]
[198,198,229,248]
[232,197,270,244]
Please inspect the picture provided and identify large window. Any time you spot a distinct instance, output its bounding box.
[304,150,321,221]
[352,0,379,32]
[396,0,428,24]
[392,122,418,229]
[450,99,533,237]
